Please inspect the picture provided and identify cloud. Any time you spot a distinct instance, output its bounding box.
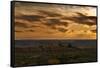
[31,25,41,28]
[28,29,35,32]
[38,10,62,17]
[90,30,96,33]
[61,12,97,26]
[57,28,68,33]
[15,22,29,28]
[15,30,23,32]
[74,17,96,26]
[16,15,45,22]
[76,12,88,17]
[48,26,68,33]
[44,19,68,26]
[15,2,96,39]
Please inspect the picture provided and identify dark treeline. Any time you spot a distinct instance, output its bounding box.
[15,40,96,47]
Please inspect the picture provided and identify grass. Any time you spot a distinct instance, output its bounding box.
[14,44,97,66]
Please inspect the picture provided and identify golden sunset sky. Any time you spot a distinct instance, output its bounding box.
[14,2,97,40]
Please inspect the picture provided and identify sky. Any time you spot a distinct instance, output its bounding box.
[14,2,97,40]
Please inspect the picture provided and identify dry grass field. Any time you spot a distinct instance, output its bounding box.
[14,41,97,66]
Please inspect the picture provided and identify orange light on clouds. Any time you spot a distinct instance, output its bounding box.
[14,2,97,40]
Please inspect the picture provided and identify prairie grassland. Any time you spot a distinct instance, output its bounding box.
[14,44,97,66]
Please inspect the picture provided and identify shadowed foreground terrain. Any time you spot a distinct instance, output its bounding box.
[14,40,97,66]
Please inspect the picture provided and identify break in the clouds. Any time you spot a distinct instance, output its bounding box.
[14,2,97,40]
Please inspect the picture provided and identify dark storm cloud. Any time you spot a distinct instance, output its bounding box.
[16,15,45,22]
[73,17,97,26]
[91,30,96,33]
[38,10,62,17]
[15,22,29,28]
[57,28,68,33]
[31,25,41,28]
[74,12,96,25]
[15,30,23,32]
[76,12,88,17]
[21,29,35,32]
[47,26,68,33]
[87,16,97,22]
[50,26,57,29]
[62,12,97,26]
[28,29,35,32]
[44,19,68,26]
